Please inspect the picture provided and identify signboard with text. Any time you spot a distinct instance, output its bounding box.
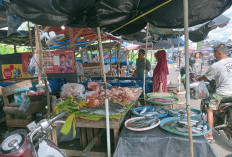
[21,50,75,74]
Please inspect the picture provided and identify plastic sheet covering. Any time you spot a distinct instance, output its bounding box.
[113,127,217,157]
[4,0,232,35]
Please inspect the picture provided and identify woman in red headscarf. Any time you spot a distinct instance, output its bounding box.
[153,50,169,92]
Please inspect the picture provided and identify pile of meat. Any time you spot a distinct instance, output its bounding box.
[99,87,141,103]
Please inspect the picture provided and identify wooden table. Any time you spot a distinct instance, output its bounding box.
[51,100,138,157]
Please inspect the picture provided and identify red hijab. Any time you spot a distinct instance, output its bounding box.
[154,50,169,75]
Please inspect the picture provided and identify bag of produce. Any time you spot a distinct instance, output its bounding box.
[195,81,209,99]
[60,83,85,98]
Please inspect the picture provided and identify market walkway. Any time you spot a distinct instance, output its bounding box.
[167,62,232,157]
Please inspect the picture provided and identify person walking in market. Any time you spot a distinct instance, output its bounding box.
[153,50,169,92]
[135,49,151,77]
[198,43,232,142]
[192,52,204,75]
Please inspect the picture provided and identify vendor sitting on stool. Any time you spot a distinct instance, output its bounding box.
[134,49,151,77]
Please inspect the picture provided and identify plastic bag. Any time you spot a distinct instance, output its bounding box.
[195,81,209,99]
[60,83,85,98]
[19,93,30,112]
[27,54,39,76]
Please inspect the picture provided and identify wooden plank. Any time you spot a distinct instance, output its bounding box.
[93,128,101,146]
[81,128,87,148]
[6,119,30,128]
[2,80,32,96]
[79,127,83,146]
[104,49,117,62]
[73,28,84,40]
[0,86,2,95]
[3,95,9,106]
[52,126,58,145]
[113,129,119,148]
[87,128,93,143]
[60,149,107,157]
[83,129,105,152]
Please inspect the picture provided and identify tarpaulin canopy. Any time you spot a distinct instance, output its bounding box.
[0,26,121,48]
[124,36,184,50]
[2,0,231,35]
[149,15,230,42]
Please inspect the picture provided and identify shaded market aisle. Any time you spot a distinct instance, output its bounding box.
[167,62,232,157]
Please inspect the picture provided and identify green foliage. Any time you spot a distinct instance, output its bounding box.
[0,43,30,55]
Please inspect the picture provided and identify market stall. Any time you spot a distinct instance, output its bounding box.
[113,127,217,157]
[0,1,231,157]
[50,84,142,156]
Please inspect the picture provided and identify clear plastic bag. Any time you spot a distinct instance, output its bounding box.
[60,83,85,98]
[27,54,39,76]
[19,93,30,113]
[195,81,209,99]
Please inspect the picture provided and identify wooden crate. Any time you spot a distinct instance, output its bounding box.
[2,80,47,128]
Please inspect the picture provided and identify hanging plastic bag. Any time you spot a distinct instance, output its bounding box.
[194,81,209,99]
[27,54,39,76]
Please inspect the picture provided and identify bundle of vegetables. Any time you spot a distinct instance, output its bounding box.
[53,96,87,114]
[98,87,140,104]
[53,96,88,137]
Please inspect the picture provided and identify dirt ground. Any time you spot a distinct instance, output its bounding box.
[167,62,232,157]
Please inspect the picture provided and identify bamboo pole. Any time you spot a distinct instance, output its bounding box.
[117,43,121,77]
[183,0,194,156]
[143,23,149,103]
[110,49,112,75]
[69,27,75,49]
[34,25,42,84]
[97,27,110,157]
[151,43,153,64]
[34,24,51,119]
[14,45,17,54]
[28,22,34,54]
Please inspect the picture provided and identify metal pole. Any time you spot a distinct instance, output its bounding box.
[151,43,153,64]
[105,98,111,157]
[97,27,110,157]
[143,23,149,103]
[177,35,181,92]
[183,0,194,157]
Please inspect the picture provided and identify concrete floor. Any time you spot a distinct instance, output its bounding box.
[167,62,232,157]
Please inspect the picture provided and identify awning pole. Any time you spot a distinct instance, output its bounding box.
[151,43,153,64]
[177,34,181,92]
[97,27,110,157]
[183,0,194,157]
[143,23,149,104]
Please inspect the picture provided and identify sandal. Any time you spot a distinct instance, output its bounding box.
[204,134,215,143]
[207,139,215,143]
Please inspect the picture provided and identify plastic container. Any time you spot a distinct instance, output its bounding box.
[147,96,179,106]
[131,106,168,118]
[169,108,202,118]
[160,117,211,136]
[146,92,174,98]
[85,91,99,99]
[125,117,160,132]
